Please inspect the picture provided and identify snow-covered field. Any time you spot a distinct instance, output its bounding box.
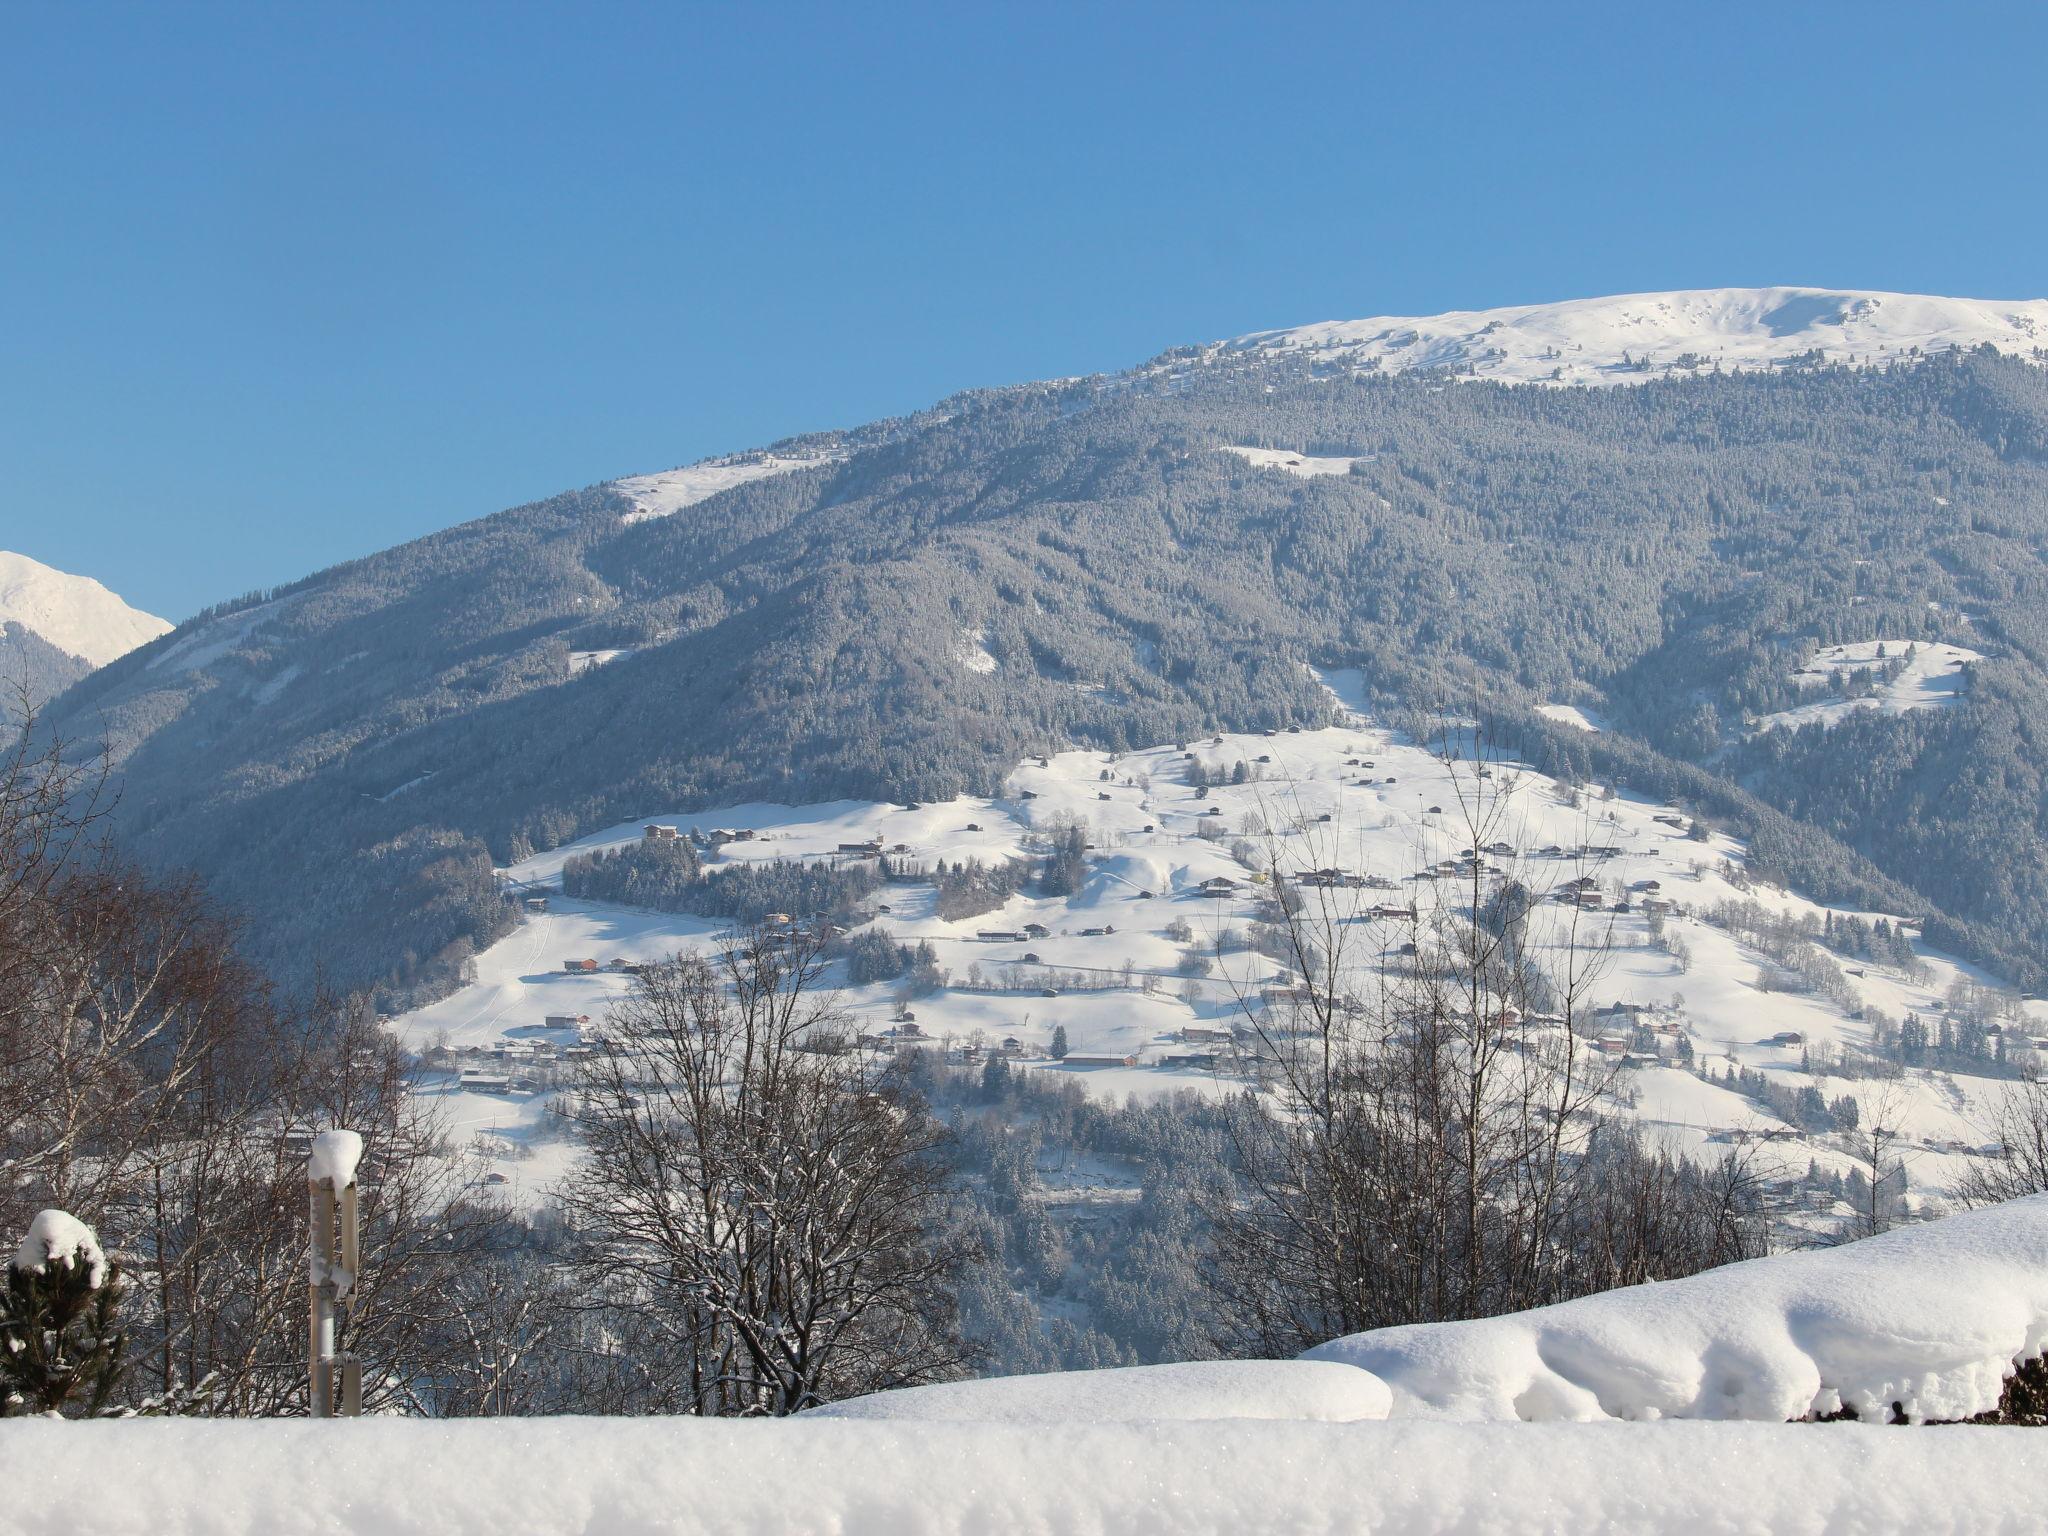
[392,683,2043,1212]
[1213,286,2048,388]
[4,1410,2039,1534]
[1217,444,1368,477]
[1752,638,1983,734]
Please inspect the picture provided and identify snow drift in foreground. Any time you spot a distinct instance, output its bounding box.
[1222,286,2048,388]
[0,1419,2037,1536]
[1308,1194,2048,1424]
[814,1358,1391,1424]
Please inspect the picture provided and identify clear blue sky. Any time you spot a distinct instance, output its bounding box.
[5,1,2043,621]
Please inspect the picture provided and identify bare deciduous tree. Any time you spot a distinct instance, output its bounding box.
[561,930,974,1414]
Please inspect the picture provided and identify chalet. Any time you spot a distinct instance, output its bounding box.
[544,1013,591,1029]
[977,930,1027,943]
[762,912,794,928]
[524,896,548,913]
[562,958,599,973]
[1371,904,1414,920]
[1426,805,1443,815]
[1020,790,1039,800]
[1078,924,1115,937]
[1317,812,1333,823]
[1022,952,1042,963]
[837,839,884,856]
[1769,1031,1805,1047]
[643,824,681,842]
[458,1069,513,1092]
[1135,889,1155,900]
[1161,1052,1220,1069]
[1256,754,1273,764]
[1023,923,1050,939]
[1198,876,1241,897]
[965,822,983,832]
[1063,1052,1140,1068]
[1182,1025,1232,1043]
[999,1036,1023,1057]
[1631,879,1663,893]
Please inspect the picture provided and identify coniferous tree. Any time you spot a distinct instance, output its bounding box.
[0,1212,125,1417]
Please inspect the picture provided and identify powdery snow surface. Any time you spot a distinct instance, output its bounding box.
[814,1359,1391,1424]
[1218,444,1367,477]
[0,550,171,667]
[11,1209,108,1289]
[1751,639,1984,734]
[0,1418,2039,1536]
[1308,1194,2048,1425]
[612,451,840,524]
[1221,287,2048,387]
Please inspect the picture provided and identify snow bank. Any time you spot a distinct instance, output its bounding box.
[813,1358,1391,1424]
[1308,1195,2048,1423]
[308,1129,365,1187]
[0,1418,2038,1535]
[11,1209,109,1289]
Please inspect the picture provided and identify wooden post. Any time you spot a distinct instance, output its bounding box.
[307,1129,364,1419]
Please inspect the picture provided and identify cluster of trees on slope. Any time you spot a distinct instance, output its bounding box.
[31,349,2048,1004]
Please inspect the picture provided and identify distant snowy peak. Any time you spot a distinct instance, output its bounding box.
[0,550,170,668]
[1218,287,2048,387]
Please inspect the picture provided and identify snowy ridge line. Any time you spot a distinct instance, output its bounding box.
[0,549,170,667]
[0,1416,2036,1535]
[1307,1193,2048,1424]
[1213,286,2048,388]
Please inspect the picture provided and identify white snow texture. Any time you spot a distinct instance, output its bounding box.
[0,550,170,667]
[815,1358,1392,1424]
[1222,286,2048,388]
[1307,1192,2048,1424]
[307,1129,364,1187]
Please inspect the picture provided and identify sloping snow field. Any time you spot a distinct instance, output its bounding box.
[1218,286,2048,387]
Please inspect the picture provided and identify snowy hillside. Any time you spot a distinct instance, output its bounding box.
[0,549,169,667]
[393,680,2046,1216]
[1217,287,2048,387]
[612,448,844,524]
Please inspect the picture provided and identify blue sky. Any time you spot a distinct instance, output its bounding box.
[4,2,2043,621]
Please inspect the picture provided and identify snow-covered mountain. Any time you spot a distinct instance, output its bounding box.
[1217,286,2048,387]
[0,550,171,668]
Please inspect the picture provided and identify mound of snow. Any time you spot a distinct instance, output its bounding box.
[0,551,170,667]
[613,450,840,524]
[812,1359,1390,1425]
[1307,1194,2048,1423]
[12,1209,109,1289]
[1223,287,2048,388]
[307,1129,364,1187]
[1076,852,1172,906]
[1,1417,2038,1535]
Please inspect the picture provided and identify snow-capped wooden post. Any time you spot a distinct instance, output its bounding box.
[307,1128,364,1418]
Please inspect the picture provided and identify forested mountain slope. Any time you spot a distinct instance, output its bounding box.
[33,310,2048,1003]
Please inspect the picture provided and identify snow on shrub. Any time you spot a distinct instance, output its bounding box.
[1306,1193,2048,1423]
[813,1359,1392,1424]
[11,1211,109,1291]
